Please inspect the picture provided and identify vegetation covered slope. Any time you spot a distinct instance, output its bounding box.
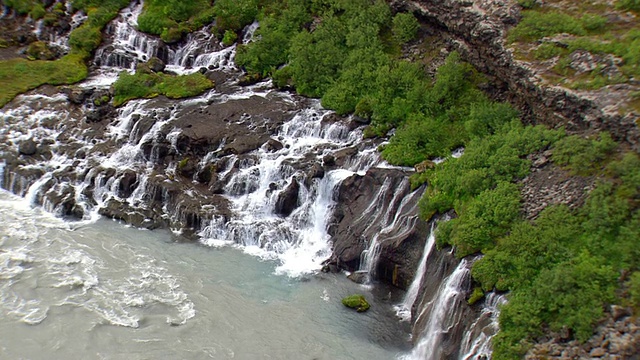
[229,1,640,358]
[0,0,215,107]
[509,0,640,112]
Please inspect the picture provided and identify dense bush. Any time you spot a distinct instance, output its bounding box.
[474,152,640,359]
[392,12,420,43]
[551,132,617,175]
[211,0,259,35]
[137,0,215,42]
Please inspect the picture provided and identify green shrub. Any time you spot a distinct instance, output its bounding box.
[29,3,46,20]
[438,181,522,257]
[617,0,640,12]
[552,133,617,175]
[392,12,420,43]
[222,30,238,47]
[212,0,259,34]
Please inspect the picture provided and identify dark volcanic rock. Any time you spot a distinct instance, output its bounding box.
[328,167,427,289]
[18,138,38,156]
[275,178,300,217]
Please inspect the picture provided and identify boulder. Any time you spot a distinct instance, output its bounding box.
[274,179,300,216]
[18,138,37,156]
[147,56,166,73]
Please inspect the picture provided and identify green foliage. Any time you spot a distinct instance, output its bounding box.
[29,2,46,20]
[475,152,640,360]
[467,287,485,305]
[419,121,562,218]
[4,0,36,15]
[392,12,420,43]
[437,182,522,257]
[551,132,617,175]
[221,30,238,47]
[212,0,259,35]
[137,0,215,42]
[629,272,640,307]
[112,70,214,106]
[617,0,640,12]
[235,0,312,76]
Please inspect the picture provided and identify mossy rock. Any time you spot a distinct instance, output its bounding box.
[342,294,370,312]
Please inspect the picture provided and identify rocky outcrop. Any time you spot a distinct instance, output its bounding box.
[396,0,639,148]
[526,307,640,359]
[327,167,429,289]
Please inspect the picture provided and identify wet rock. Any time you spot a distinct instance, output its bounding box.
[274,178,300,217]
[177,158,197,179]
[118,170,138,198]
[347,271,369,285]
[195,165,214,184]
[264,138,284,152]
[18,138,37,156]
[63,88,92,104]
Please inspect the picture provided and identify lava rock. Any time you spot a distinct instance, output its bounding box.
[274,179,300,217]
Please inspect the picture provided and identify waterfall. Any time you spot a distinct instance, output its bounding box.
[459,293,506,360]
[395,222,437,321]
[403,259,471,360]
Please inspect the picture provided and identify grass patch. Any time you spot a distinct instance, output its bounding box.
[0,54,88,107]
[510,2,640,90]
[0,0,130,107]
[112,69,214,106]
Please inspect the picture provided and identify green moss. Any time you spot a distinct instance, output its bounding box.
[467,287,485,305]
[341,294,370,312]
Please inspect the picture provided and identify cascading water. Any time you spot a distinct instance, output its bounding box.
[0,2,388,279]
[395,222,437,322]
[459,293,506,360]
[403,259,472,360]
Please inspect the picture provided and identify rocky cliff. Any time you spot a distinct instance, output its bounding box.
[394,0,639,147]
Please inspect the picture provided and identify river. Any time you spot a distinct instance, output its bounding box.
[0,189,410,359]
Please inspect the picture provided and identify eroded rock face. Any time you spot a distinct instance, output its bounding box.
[328,167,428,289]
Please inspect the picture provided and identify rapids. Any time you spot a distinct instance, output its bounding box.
[0,189,409,359]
